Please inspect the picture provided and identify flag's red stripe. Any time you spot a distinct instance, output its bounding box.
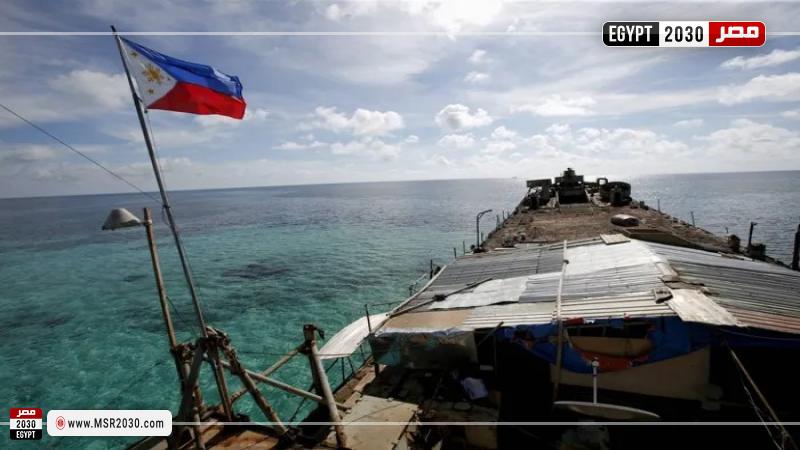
[148,82,246,119]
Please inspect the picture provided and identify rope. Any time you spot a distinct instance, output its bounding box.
[734,358,783,450]
[728,345,798,450]
[0,102,161,204]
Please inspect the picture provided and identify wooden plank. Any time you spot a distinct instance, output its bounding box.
[601,233,630,245]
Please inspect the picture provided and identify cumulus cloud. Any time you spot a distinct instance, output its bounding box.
[115,157,193,177]
[273,140,325,150]
[438,133,476,148]
[404,135,419,144]
[674,118,704,128]
[700,119,800,159]
[49,70,129,110]
[721,49,800,70]
[323,2,378,21]
[307,106,405,136]
[428,154,455,166]
[0,70,129,127]
[435,104,493,130]
[469,49,488,64]
[483,140,517,154]
[330,137,400,160]
[782,110,800,119]
[476,123,688,160]
[195,108,269,127]
[404,1,504,33]
[0,144,73,184]
[512,95,596,117]
[0,145,60,164]
[464,71,490,84]
[718,73,800,105]
[490,126,518,140]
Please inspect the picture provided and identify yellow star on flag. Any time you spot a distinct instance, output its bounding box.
[142,63,165,85]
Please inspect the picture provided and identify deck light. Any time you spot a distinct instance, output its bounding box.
[101,208,142,230]
[476,208,493,249]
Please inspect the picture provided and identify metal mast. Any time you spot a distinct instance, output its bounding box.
[111,26,233,420]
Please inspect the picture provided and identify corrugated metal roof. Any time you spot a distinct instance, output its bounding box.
[463,302,555,329]
[648,242,800,334]
[382,238,800,335]
[521,240,666,306]
[413,240,676,328]
[404,243,564,310]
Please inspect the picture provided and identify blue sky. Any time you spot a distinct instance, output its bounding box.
[1,1,799,198]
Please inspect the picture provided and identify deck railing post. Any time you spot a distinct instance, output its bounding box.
[304,324,348,449]
[792,224,800,271]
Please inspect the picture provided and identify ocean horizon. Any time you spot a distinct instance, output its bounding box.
[2,168,798,201]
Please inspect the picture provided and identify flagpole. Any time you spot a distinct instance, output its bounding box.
[111,25,234,421]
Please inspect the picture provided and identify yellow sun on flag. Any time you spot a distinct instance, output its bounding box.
[142,63,165,85]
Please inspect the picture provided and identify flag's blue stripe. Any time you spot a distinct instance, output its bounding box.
[122,38,243,99]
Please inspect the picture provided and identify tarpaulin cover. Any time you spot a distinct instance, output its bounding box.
[370,328,477,369]
[495,317,713,374]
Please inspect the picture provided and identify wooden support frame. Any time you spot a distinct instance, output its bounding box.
[230,346,302,403]
[304,324,348,449]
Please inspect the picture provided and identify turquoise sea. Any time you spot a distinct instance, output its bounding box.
[1,172,799,449]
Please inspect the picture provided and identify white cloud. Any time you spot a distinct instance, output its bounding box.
[674,118,704,128]
[48,70,129,110]
[111,126,231,148]
[330,137,400,160]
[512,95,596,117]
[721,48,800,70]
[438,133,475,148]
[483,140,517,154]
[322,2,378,21]
[325,4,342,21]
[435,104,493,130]
[782,110,800,119]
[469,49,488,64]
[403,0,504,33]
[701,119,800,160]
[308,106,405,136]
[115,157,193,177]
[404,134,419,144]
[194,107,269,127]
[464,71,490,84]
[0,144,60,164]
[718,73,800,105]
[273,140,325,150]
[490,126,518,140]
[0,70,129,127]
[480,123,688,160]
[428,154,454,166]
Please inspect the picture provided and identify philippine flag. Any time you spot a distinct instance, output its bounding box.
[120,38,246,119]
